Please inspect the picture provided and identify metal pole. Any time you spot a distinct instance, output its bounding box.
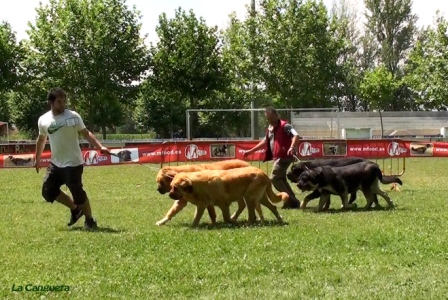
[250,0,258,140]
[379,109,384,139]
[330,111,333,138]
[337,110,340,139]
[250,101,255,140]
[186,111,191,140]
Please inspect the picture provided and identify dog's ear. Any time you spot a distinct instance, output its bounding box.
[165,170,177,179]
[180,178,193,193]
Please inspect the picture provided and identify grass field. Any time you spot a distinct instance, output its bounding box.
[1,157,448,299]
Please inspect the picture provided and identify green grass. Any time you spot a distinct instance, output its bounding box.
[1,158,448,299]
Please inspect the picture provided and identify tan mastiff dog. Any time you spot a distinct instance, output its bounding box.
[168,166,289,226]
[156,159,265,225]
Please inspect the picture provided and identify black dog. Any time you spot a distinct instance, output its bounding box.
[297,161,400,211]
[287,157,365,208]
[115,150,132,162]
[213,144,227,157]
[287,157,366,183]
[328,144,339,155]
[287,157,403,208]
[8,155,32,166]
[411,144,431,154]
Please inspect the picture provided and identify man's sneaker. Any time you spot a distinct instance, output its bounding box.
[68,207,84,226]
[84,218,98,230]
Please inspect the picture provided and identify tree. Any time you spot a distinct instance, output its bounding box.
[405,13,448,110]
[363,0,418,111]
[359,66,402,111]
[0,21,24,93]
[0,92,11,122]
[9,80,49,138]
[0,21,26,122]
[147,8,230,138]
[252,0,341,108]
[216,11,265,138]
[328,0,380,111]
[134,79,187,138]
[364,0,417,75]
[26,0,150,138]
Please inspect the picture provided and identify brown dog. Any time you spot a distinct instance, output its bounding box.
[168,166,289,226]
[155,159,252,225]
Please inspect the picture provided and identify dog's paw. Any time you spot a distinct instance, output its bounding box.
[155,218,169,226]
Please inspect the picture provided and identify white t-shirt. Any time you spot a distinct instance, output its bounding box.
[38,109,86,168]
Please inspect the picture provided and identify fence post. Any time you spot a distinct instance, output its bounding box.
[186,110,191,140]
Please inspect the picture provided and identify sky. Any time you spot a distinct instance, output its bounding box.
[1,0,447,44]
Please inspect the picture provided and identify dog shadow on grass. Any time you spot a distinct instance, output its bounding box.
[62,226,125,234]
[173,219,289,230]
[301,205,406,214]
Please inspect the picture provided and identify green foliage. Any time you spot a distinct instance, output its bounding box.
[359,66,402,110]
[0,21,25,93]
[329,0,378,111]
[150,8,229,106]
[26,0,149,136]
[134,79,187,137]
[405,13,448,110]
[252,0,341,108]
[0,92,11,122]
[8,80,49,139]
[3,0,448,136]
[361,0,418,111]
[137,8,231,138]
[364,0,417,75]
[0,22,26,124]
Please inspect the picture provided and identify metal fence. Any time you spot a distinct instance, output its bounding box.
[292,111,448,139]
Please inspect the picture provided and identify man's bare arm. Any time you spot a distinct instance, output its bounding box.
[79,129,108,152]
[34,135,47,172]
[246,139,267,154]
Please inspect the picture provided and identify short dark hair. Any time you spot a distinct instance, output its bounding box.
[265,106,278,115]
[47,88,67,102]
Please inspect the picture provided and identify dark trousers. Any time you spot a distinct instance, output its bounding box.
[42,163,88,205]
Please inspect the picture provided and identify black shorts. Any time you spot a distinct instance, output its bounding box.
[42,163,87,205]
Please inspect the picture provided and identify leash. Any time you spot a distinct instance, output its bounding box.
[108,152,161,171]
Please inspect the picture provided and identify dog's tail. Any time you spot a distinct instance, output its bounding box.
[380,175,403,185]
[266,183,289,203]
[377,168,403,185]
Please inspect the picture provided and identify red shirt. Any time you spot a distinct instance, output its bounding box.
[263,119,294,162]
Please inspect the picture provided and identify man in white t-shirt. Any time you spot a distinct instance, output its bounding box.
[34,87,110,230]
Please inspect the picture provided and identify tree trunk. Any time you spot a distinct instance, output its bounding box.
[189,95,197,139]
[101,126,107,140]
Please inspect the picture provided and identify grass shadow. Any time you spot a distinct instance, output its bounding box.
[172,219,289,230]
[62,226,125,233]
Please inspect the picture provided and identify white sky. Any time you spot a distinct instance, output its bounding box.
[1,0,447,44]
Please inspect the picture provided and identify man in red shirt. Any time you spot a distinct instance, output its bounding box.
[244,106,301,209]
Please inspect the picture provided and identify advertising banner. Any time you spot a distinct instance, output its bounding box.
[1,139,447,168]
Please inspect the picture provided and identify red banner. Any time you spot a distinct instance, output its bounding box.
[1,139,447,168]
